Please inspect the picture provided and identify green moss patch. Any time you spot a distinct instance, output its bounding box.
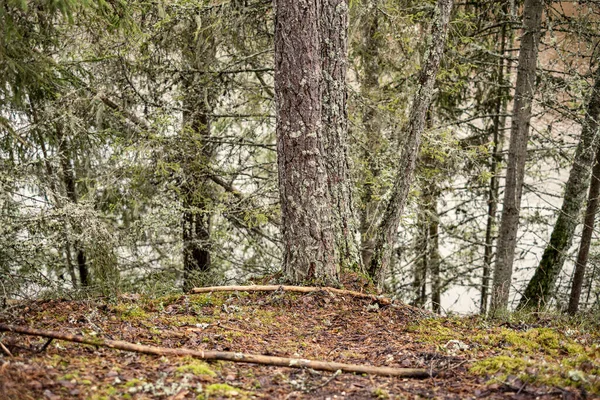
[176,361,217,377]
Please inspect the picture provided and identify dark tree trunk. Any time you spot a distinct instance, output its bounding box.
[569,148,600,314]
[181,24,215,292]
[320,0,361,273]
[490,0,544,315]
[519,66,600,310]
[57,127,90,287]
[358,7,384,270]
[367,0,453,288]
[413,211,428,308]
[275,0,338,284]
[180,101,212,292]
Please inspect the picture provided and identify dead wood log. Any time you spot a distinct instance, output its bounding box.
[190,285,392,305]
[0,323,433,378]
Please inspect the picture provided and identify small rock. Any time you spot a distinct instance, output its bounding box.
[444,340,469,352]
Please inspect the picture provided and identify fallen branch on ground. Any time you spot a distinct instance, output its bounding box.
[0,323,434,378]
[190,285,392,305]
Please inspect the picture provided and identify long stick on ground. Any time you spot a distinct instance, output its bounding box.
[0,323,433,378]
[191,285,392,305]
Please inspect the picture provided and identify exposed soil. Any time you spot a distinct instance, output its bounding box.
[0,280,598,399]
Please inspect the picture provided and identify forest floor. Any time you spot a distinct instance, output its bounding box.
[0,275,598,399]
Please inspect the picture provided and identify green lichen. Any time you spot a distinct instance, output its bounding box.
[123,378,144,388]
[372,387,390,399]
[113,304,148,320]
[202,383,245,398]
[470,355,532,376]
[406,318,457,343]
[176,360,217,377]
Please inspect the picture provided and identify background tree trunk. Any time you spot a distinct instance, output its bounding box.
[357,5,385,271]
[490,0,544,315]
[57,126,89,287]
[368,0,453,288]
[518,66,600,309]
[569,147,600,314]
[480,5,512,315]
[180,16,216,292]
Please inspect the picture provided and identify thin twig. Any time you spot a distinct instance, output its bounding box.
[0,341,13,357]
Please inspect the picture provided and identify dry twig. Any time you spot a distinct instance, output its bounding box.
[0,323,434,378]
[190,285,392,305]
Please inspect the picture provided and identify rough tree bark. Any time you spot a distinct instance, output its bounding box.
[569,147,600,314]
[275,0,338,283]
[490,0,544,315]
[320,0,362,272]
[518,66,600,309]
[367,0,453,288]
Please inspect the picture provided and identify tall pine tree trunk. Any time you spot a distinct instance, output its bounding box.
[490,0,544,315]
[320,0,361,272]
[275,0,338,284]
[519,66,600,309]
[368,0,453,288]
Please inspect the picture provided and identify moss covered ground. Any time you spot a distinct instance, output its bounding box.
[0,277,598,399]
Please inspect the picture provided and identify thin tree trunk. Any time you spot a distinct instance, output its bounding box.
[490,0,544,315]
[570,87,600,315]
[358,5,384,270]
[481,9,512,315]
[320,0,361,272]
[429,190,441,313]
[519,66,600,310]
[568,150,600,315]
[56,126,89,287]
[275,0,338,284]
[413,211,428,308]
[368,0,453,288]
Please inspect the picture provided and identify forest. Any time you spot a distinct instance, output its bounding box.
[1,0,600,398]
